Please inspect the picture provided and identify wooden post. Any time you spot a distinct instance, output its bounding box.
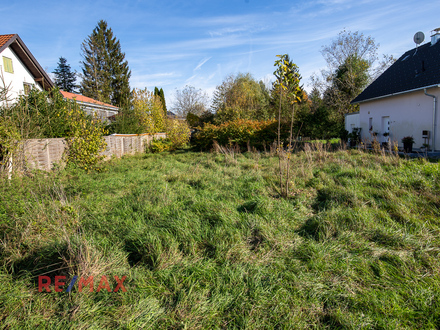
[46,140,51,171]
[7,155,12,180]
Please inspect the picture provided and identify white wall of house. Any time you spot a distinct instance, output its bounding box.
[358,88,440,151]
[0,47,42,107]
[81,103,118,123]
[344,112,360,133]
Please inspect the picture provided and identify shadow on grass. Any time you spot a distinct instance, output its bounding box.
[237,200,259,214]
[296,216,338,242]
[7,242,69,287]
[312,188,357,212]
[123,238,157,269]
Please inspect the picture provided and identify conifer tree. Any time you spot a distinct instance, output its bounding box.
[53,57,78,93]
[154,87,167,116]
[80,20,131,107]
[159,88,167,116]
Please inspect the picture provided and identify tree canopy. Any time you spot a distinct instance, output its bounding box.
[312,30,392,115]
[212,73,270,123]
[173,85,209,117]
[327,54,370,113]
[321,30,378,72]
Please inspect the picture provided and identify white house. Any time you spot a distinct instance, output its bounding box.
[349,29,440,151]
[1,34,118,120]
[0,34,53,107]
[344,111,360,134]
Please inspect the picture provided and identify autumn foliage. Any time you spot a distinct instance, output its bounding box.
[65,104,107,170]
[192,119,293,150]
[132,88,166,133]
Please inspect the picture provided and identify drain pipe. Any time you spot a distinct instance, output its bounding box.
[424,88,437,151]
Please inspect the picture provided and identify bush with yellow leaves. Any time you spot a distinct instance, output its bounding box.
[65,103,107,170]
[166,119,190,149]
[132,88,166,133]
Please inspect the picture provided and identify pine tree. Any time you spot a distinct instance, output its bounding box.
[52,57,78,93]
[80,20,131,107]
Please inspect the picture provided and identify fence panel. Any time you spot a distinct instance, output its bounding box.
[18,133,166,171]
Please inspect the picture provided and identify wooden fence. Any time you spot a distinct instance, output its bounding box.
[19,133,166,171]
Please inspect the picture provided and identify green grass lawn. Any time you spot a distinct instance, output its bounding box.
[1,148,439,329]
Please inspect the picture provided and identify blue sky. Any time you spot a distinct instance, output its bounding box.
[1,0,439,107]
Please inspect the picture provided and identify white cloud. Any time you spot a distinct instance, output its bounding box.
[194,57,212,71]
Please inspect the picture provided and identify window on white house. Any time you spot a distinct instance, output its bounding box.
[2,57,13,73]
[23,83,32,95]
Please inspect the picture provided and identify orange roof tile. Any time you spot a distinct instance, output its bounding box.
[0,34,16,49]
[60,91,118,109]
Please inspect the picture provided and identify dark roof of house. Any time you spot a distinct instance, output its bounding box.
[167,111,177,118]
[352,40,440,104]
[0,34,54,91]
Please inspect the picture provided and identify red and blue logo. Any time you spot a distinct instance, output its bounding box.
[38,275,127,293]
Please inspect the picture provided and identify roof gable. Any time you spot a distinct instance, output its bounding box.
[0,34,53,91]
[0,34,15,49]
[352,41,440,103]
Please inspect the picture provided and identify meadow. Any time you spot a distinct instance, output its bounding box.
[0,147,439,329]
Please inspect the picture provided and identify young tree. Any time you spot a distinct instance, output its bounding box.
[80,20,131,107]
[52,57,78,93]
[274,54,302,197]
[173,85,209,117]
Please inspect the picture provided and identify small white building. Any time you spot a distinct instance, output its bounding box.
[0,34,53,107]
[60,91,119,122]
[350,29,440,151]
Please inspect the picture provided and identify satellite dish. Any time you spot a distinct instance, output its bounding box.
[414,32,425,45]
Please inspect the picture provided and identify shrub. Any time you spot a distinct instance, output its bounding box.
[109,88,166,134]
[149,138,173,153]
[65,104,107,170]
[107,108,140,134]
[186,113,200,128]
[191,119,290,150]
[147,120,191,153]
[2,87,70,139]
[401,136,415,144]
[0,117,20,170]
[166,119,190,149]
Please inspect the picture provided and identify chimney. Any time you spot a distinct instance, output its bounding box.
[431,28,440,45]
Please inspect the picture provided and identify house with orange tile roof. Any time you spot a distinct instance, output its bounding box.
[0,34,53,106]
[60,90,119,122]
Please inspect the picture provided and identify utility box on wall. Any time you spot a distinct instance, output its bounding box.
[422,130,430,138]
